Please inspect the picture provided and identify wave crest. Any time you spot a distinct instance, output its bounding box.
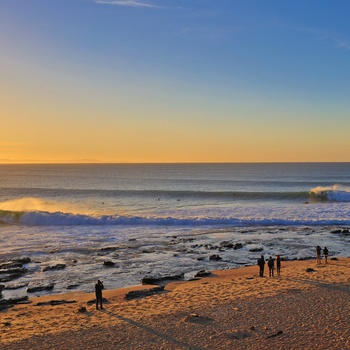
[310,185,350,202]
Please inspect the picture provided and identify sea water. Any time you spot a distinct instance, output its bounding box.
[0,163,350,298]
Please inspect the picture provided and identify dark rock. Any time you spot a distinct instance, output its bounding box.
[331,229,342,234]
[204,244,217,250]
[67,284,80,290]
[4,282,29,290]
[234,243,243,250]
[332,228,350,235]
[78,306,87,313]
[43,264,66,272]
[103,261,115,267]
[209,254,222,261]
[34,300,77,306]
[194,270,211,278]
[0,262,23,269]
[0,305,12,311]
[0,284,4,293]
[13,257,31,264]
[196,257,205,261]
[0,296,29,306]
[0,267,28,275]
[330,257,338,261]
[306,268,315,273]
[249,248,263,252]
[27,284,54,293]
[220,241,234,248]
[184,314,213,325]
[100,246,118,251]
[141,273,184,285]
[0,265,28,282]
[125,286,165,300]
[267,330,283,338]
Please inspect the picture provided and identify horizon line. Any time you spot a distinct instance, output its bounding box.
[1,161,350,165]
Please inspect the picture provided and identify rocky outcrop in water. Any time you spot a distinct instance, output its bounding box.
[0,259,30,282]
[209,254,222,261]
[43,264,66,272]
[141,273,184,285]
[27,284,54,293]
[0,296,30,311]
[194,270,212,278]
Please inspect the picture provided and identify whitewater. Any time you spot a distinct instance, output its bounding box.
[0,163,350,299]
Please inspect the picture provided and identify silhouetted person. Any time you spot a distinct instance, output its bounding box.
[95,280,104,310]
[258,255,265,277]
[316,245,322,264]
[323,247,329,264]
[276,255,281,276]
[268,256,274,277]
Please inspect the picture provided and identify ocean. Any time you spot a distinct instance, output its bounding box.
[1,163,350,298]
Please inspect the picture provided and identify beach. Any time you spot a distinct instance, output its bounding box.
[2,257,350,349]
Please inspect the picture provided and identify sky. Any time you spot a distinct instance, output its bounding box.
[1,0,350,163]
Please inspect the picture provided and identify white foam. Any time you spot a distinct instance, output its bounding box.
[310,185,350,202]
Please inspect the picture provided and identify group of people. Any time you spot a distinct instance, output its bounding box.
[316,245,329,264]
[257,246,330,278]
[257,254,281,277]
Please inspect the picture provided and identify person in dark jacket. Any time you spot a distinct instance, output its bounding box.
[258,255,265,277]
[95,280,104,310]
[316,245,322,264]
[323,247,329,264]
[268,256,274,277]
[276,255,281,276]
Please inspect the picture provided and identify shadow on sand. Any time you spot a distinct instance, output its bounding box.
[100,309,203,350]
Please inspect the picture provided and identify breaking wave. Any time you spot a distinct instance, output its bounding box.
[310,185,350,202]
[1,209,350,227]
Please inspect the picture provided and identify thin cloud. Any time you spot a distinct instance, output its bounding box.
[94,0,158,8]
[292,26,350,51]
[331,36,350,50]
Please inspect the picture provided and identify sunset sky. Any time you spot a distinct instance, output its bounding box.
[1,0,350,163]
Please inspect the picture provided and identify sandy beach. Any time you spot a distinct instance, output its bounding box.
[1,257,350,349]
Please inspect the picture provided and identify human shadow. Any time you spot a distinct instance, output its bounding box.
[100,309,203,350]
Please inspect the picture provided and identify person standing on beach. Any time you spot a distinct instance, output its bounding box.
[258,255,265,277]
[316,245,322,264]
[95,280,104,310]
[276,255,281,276]
[268,256,274,277]
[323,247,329,264]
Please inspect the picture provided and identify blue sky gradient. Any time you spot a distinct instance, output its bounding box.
[1,0,350,162]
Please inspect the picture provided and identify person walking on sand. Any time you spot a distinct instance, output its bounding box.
[268,256,274,277]
[276,255,281,276]
[316,245,322,264]
[95,280,104,310]
[258,255,265,277]
[323,247,329,264]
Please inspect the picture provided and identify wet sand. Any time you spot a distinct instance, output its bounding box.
[1,258,350,349]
